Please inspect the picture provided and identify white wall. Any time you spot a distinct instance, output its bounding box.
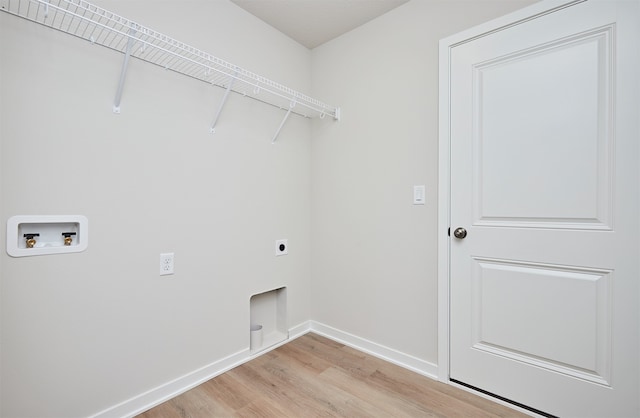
[310,0,537,366]
[0,1,312,417]
[0,0,543,416]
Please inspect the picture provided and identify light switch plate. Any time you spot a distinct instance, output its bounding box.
[413,185,425,205]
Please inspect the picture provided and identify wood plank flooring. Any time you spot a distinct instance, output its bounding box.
[137,333,528,417]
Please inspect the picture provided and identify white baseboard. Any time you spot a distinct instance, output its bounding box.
[91,320,438,417]
[90,348,249,418]
[91,321,312,418]
[288,320,312,339]
[309,321,439,380]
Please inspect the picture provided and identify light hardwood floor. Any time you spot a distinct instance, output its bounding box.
[137,333,528,417]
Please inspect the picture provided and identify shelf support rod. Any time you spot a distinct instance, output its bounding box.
[209,73,238,134]
[271,100,296,144]
[113,26,137,114]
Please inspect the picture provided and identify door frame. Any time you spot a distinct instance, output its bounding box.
[436,0,585,383]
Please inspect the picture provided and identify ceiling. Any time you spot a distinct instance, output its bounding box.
[230,0,410,49]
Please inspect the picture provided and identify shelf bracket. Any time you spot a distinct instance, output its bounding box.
[209,73,238,134]
[113,26,137,114]
[271,100,296,144]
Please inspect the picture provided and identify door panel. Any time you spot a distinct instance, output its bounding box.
[474,26,612,229]
[448,1,639,416]
[471,257,612,385]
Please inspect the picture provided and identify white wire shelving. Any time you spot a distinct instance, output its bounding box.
[0,0,340,139]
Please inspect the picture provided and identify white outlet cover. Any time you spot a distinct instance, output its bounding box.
[275,239,288,256]
[160,252,174,275]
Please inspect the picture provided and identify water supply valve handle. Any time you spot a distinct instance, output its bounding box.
[62,232,77,246]
[24,233,40,248]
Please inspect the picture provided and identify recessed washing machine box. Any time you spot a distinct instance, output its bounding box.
[6,215,88,257]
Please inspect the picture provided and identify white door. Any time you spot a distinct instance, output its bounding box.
[447,1,639,417]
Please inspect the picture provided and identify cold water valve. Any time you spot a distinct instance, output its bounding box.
[62,232,76,246]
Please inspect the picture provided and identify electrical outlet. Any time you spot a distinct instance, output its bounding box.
[275,239,288,256]
[160,252,174,275]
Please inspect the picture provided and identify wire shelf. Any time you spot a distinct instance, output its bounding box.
[0,0,340,120]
